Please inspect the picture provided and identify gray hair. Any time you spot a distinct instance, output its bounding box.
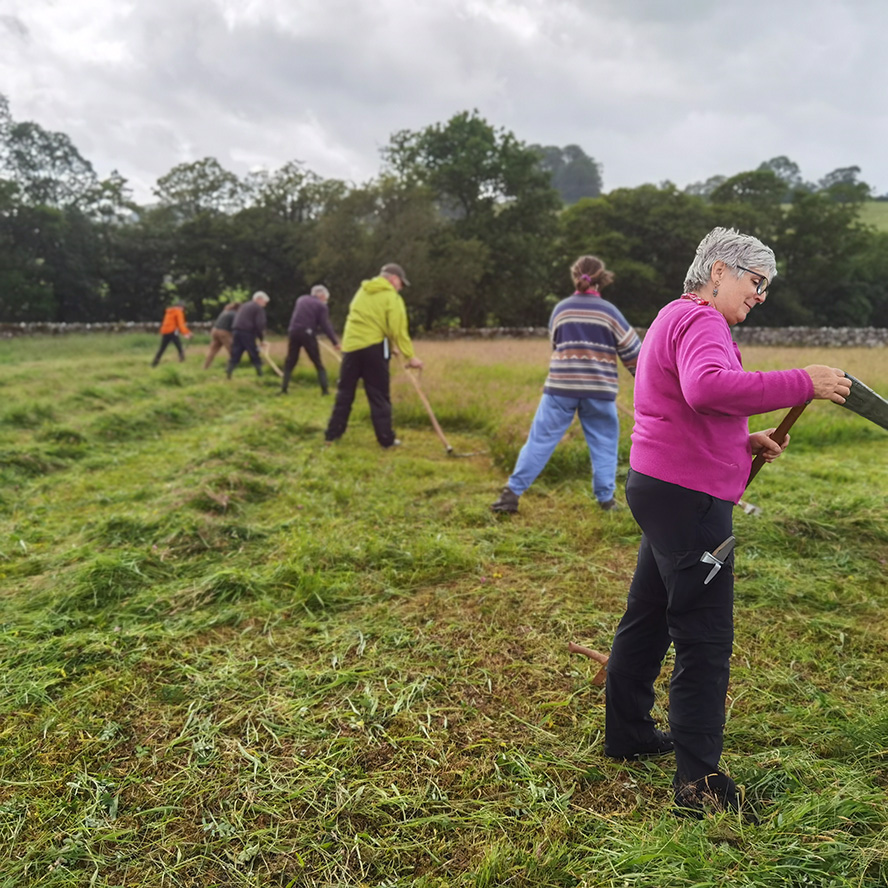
[252,290,270,303]
[683,227,777,292]
[310,285,330,299]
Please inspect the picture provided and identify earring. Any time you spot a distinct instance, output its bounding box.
[713,285,719,298]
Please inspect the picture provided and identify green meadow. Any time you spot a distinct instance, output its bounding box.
[1,333,887,888]
[858,200,888,232]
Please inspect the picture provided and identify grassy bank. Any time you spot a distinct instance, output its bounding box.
[1,334,887,887]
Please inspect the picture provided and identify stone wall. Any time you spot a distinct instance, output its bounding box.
[2,321,887,347]
[423,326,888,347]
[0,321,213,338]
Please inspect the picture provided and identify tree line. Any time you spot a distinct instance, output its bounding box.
[2,95,887,332]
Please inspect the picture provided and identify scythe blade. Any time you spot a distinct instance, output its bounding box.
[842,373,888,432]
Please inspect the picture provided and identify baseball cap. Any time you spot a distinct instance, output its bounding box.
[380,263,410,286]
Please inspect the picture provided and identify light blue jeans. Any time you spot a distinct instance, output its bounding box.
[507,393,620,503]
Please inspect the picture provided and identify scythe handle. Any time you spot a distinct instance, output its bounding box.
[746,402,809,488]
[403,367,453,453]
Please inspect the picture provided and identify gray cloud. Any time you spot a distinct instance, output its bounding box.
[2,0,886,202]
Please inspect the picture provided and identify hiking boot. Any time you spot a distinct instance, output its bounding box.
[605,729,674,761]
[491,486,520,513]
[674,772,741,818]
[599,498,623,512]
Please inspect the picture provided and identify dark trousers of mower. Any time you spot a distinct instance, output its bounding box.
[226,330,263,377]
[152,333,184,365]
[325,342,394,446]
[606,469,734,785]
[281,328,328,394]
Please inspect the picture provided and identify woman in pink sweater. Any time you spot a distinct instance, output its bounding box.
[603,227,850,816]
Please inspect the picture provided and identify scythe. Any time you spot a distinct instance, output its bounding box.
[569,372,888,679]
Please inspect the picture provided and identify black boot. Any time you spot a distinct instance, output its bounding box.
[674,772,740,818]
[281,368,292,394]
[318,368,329,395]
[605,729,674,760]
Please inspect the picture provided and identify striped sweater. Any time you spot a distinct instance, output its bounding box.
[542,292,641,400]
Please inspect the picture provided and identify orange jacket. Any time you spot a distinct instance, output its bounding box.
[159,306,190,336]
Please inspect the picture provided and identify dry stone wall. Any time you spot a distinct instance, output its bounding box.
[0,322,213,338]
[2,322,887,347]
[423,326,888,347]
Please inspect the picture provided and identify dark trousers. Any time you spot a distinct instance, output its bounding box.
[606,470,735,784]
[226,330,262,377]
[152,332,184,365]
[325,343,394,446]
[282,328,328,393]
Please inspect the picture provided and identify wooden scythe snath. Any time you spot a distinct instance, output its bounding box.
[260,341,284,378]
[568,373,888,682]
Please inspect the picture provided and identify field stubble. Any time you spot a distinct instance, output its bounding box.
[0,334,887,887]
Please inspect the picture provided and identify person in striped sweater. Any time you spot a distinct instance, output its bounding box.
[491,255,641,513]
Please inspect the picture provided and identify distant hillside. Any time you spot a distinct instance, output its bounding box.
[858,200,888,231]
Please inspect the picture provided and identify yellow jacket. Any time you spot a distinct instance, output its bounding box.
[341,276,414,359]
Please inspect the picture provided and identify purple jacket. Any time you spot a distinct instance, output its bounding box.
[233,300,267,340]
[630,299,813,503]
[288,295,338,345]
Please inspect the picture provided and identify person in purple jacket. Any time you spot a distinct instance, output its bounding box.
[226,291,270,379]
[603,227,851,816]
[279,285,340,396]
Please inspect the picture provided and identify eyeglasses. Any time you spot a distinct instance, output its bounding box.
[736,266,769,296]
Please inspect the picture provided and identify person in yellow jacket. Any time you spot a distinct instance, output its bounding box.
[324,263,423,448]
[152,302,192,366]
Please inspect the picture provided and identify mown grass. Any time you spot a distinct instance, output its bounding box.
[0,334,886,887]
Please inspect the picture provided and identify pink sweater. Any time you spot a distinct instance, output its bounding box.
[630,300,814,503]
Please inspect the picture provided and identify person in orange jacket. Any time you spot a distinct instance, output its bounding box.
[152,302,192,366]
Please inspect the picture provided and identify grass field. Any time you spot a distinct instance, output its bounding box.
[1,333,887,887]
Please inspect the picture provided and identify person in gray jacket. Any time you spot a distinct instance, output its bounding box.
[203,302,239,369]
[280,285,340,395]
[226,291,269,378]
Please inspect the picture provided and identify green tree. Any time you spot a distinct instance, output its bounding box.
[708,169,787,245]
[244,162,345,224]
[757,156,811,198]
[307,178,448,329]
[558,184,715,325]
[817,166,871,204]
[0,95,98,209]
[531,144,603,204]
[775,189,873,326]
[854,230,888,326]
[230,166,349,329]
[383,111,561,326]
[153,157,244,218]
[684,175,727,198]
[164,211,234,320]
[100,208,176,322]
[0,181,56,320]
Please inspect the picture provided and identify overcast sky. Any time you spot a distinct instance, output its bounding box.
[2,0,886,203]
